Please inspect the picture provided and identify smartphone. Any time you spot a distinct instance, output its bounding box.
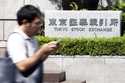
[49,39,62,48]
[56,39,62,45]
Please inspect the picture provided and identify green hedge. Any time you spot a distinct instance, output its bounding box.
[35,35,125,56]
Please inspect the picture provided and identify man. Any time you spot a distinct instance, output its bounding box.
[7,5,59,83]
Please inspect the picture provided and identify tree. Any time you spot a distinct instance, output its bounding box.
[106,0,113,9]
[62,0,99,10]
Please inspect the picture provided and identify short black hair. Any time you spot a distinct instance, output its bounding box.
[17,5,44,25]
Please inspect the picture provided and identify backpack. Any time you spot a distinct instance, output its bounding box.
[0,55,16,83]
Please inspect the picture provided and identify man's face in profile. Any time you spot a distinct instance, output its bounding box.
[25,17,44,36]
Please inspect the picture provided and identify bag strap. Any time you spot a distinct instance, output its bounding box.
[24,40,29,57]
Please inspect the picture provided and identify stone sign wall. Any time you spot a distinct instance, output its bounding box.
[45,11,121,38]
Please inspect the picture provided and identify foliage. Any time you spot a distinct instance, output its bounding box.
[35,35,125,56]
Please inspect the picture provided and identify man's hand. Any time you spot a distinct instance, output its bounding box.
[39,41,59,56]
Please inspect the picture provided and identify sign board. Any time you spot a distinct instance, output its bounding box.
[45,11,121,38]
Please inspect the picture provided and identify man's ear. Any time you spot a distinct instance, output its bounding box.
[22,19,31,27]
[22,19,29,24]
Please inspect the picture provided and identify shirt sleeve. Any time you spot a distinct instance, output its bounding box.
[7,34,27,63]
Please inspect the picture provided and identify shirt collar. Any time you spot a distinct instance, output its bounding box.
[14,28,32,40]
